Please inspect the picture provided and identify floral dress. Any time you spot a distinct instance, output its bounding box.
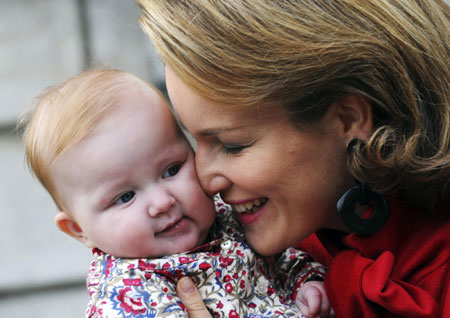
[85,201,326,318]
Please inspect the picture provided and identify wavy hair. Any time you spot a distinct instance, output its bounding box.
[139,0,450,208]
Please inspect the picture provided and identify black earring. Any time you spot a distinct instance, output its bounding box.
[337,184,390,236]
[337,139,390,236]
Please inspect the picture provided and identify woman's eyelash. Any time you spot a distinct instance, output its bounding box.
[220,143,248,154]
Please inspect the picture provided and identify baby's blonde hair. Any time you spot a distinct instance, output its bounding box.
[18,69,164,210]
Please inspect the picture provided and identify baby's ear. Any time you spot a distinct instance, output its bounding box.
[55,212,92,247]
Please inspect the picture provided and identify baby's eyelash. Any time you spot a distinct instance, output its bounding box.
[163,163,182,178]
[112,191,135,205]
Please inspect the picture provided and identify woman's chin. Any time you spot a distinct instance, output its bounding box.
[246,235,283,257]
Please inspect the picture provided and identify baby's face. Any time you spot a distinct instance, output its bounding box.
[52,85,215,258]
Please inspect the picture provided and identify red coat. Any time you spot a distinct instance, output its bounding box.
[297,198,450,317]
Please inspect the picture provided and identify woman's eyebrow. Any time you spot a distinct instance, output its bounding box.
[198,126,248,138]
[177,117,246,138]
[198,128,226,137]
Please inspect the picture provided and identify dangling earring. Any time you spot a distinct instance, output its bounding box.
[337,139,390,236]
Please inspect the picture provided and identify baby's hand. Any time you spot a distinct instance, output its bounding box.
[295,281,335,318]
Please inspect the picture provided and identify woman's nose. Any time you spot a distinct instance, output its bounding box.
[147,187,176,217]
[195,146,231,196]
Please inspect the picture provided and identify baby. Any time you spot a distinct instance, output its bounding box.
[19,69,331,318]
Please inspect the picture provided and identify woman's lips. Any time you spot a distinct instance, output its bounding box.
[230,197,268,213]
[231,198,268,226]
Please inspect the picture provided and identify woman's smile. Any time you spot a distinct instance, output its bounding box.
[228,197,268,214]
[233,200,267,226]
[226,197,268,225]
[166,66,352,256]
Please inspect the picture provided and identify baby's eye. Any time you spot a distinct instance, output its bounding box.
[114,191,135,205]
[163,163,181,178]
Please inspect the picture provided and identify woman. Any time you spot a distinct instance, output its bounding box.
[138,1,450,317]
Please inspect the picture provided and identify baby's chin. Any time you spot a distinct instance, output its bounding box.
[99,229,210,259]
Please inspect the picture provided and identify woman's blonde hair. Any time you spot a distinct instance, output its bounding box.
[139,0,450,207]
[17,69,164,210]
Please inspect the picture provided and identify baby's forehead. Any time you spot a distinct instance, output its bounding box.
[119,77,172,111]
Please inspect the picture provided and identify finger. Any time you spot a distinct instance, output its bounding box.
[305,292,321,317]
[317,292,331,317]
[296,295,318,317]
[177,277,212,318]
[296,299,311,317]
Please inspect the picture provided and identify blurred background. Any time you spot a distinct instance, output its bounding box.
[0,0,164,316]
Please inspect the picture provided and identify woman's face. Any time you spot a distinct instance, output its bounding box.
[166,67,353,256]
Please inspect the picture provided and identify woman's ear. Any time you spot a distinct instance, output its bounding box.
[55,212,92,247]
[334,95,373,143]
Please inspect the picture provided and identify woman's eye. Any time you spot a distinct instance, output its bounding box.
[220,143,246,155]
[163,164,181,178]
[114,191,135,205]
